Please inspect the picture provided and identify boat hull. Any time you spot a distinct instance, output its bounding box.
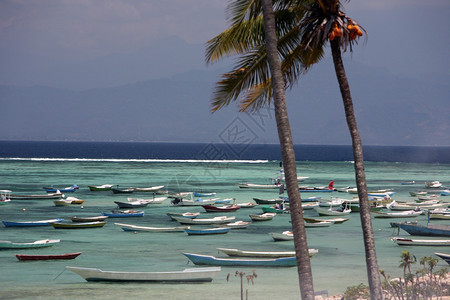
[0,239,60,249]
[2,219,64,227]
[66,266,221,283]
[15,252,82,261]
[185,227,231,235]
[399,223,450,237]
[183,253,297,267]
[51,221,106,229]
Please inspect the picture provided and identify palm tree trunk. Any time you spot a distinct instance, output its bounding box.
[330,39,383,299]
[261,1,314,299]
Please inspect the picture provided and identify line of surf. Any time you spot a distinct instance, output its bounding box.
[0,157,269,163]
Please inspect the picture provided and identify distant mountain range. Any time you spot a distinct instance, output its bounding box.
[0,59,448,146]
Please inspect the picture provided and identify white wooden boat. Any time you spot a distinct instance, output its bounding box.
[430,211,450,220]
[373,210,422,218]
[127,197,167,204]
[417,194,440,201]
[301,202,320,210]
[167,212,200,220]
[170,197,218,206]
[238,183,282,189]
[221,221,251,229]
[249,213,276,221]
[0,239,60,249]
[435,252,450,265]
[236,202,258,208]
[134,185,165,192]
[270,231,294,241]
[66,266,221,282]
[314,206,351,216]
[9,192,64,200]
[304,221,334,227]
[391,237,450,246]
[425,181,442,188]
[318,198,344,207]
[304,217,349,224]
[172,215,235,225]
[390,203,447,211]
[216,247,318,258]
[53,199,74,206]
[115,223,190,232]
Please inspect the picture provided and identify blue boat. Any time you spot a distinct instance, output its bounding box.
[43,184,79,193]
[101,210,144,218]
[183,253,297,267]
[184,227,230,235]
[193,192,217,197]
[398,223,450,237]
[2,218,64,227]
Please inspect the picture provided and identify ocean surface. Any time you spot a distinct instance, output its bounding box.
[0,141,449,299]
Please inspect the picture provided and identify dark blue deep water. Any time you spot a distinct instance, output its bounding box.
[0,141,448,163]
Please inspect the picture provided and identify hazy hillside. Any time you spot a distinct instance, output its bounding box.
[0,60,448,146]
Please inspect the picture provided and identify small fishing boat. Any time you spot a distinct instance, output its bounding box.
[111,186,135,194]
[398,223,450,237]
[9,192,64,200]
[0,239,60,249]
[373,210,422,218]
[238,183,282,189]
[304,217,349,224]
[70,215,109,222]
[425,181,442,189]
[134,185,165,192]
[0,190,11,205]
[434,252,450,265]
[390,221,418,228]
[270,231,294,241]
[201,204,240,213]
[51,221,107,229]
[409,191,427,197]
[252,198,284,205]
[216,248,318,258]
[172,216,235,225]
[193,192,216,197]
[167,212,200,221]
[15,252,82,261]
[183,253,296,267]
[304,221,334,227]
[185,227,231,235]
[314,206,351,216]
[301,202,320,210]
[53,199,75,206]
[88,184,113,191]
[66,196,85,204]
[170,197,218,206]
[249,213,276,222]
[114,200,150,209]
[391,237,450,246]
[66,266,221,283]
[43,184,79,193]
[115,223,190,232]
[441,190,450,196]
[2,218,64,227]
[127,197,167,204]
[221,221,251,229]
[236,202,258,209]
[101,210,144,218]
[261,205,287,214]
[401,181,416,185]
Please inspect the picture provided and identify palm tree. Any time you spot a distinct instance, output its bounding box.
[297,1,383,297]
[261,1,315,298]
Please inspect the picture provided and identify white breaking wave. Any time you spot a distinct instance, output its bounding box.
[0,157,269,163]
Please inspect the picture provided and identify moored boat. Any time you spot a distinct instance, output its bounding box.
[2,218,64,227]
[9,192,64,200]
[101,210,144,218]
[172,215,235,225]
[134,185,165,192]
[0,190,11,205]
[238,183,282,189]
[183,253,297,267]
[221,221,251,229]
[304,217,349,224]
[70,215,109,222]
[111,186,135,194]
[167,212,200,220]
[114,200,149,209]
[249,213,276,221]
[115,223,190,232]
[43,184,79,193]
[434,252,450,265]
[373,210,422,218]
[15,252,82,261]
[51,221,106,229]
[235,202,258,209]
[391,237,450,246]
[314,206,351,216]
[270,231,294,241]
[398,223,450,237]
[184,227,231,235]
[66,266,221,283]
[217,247,318,258]
[88,184,113,191]
[201,204,240,213]
[252,198,284,205]
[0,239,60,249]
[304,221,334,227]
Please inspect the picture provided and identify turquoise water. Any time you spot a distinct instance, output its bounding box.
[1,159,449,299]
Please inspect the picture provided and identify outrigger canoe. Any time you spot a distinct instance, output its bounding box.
[15,252,82,261]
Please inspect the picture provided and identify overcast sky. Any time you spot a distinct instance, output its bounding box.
[1,0,449,88]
